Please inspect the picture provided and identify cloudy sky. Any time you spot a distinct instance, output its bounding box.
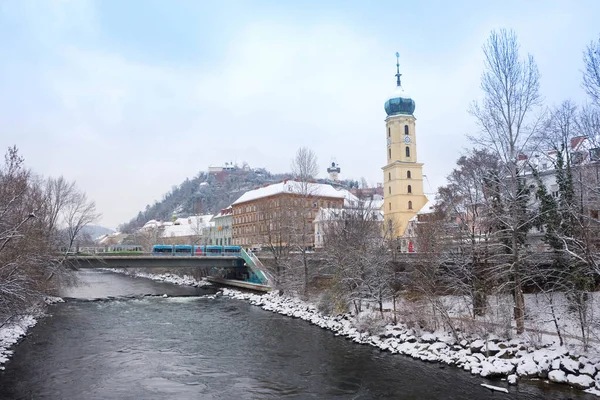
[1,0,599,228]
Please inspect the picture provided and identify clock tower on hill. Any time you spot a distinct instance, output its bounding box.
[382,53,428,237]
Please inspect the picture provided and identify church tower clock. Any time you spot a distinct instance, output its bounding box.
[382,53,428,237]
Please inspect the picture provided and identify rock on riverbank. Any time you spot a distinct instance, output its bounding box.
[222,289,600,396]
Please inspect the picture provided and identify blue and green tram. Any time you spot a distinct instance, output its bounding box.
[152,245,242,257]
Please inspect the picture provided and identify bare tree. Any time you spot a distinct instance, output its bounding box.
[578,104,600,151]
[469,29,543,334]
[44,176,76,235]
[291,147,319,182]
[406,213,464,340]
[0,148,66,319]
[290,147,319,298]
[133,226,162,252]
[62,190,100,255]
[436,149,501,316]
[321,199,391,316]
[583,35,600,106]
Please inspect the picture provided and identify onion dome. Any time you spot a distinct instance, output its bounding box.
[384,52,415,116]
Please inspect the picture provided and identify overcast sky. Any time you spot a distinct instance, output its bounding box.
[1,0,599,228]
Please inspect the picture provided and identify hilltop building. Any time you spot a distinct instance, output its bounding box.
[382,53,428,237]
[327,161,341,182]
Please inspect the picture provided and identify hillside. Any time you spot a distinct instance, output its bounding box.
[119,167,291,233]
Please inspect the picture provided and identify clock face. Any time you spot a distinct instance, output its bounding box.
[386,137,391,146]
[404,136,411,144]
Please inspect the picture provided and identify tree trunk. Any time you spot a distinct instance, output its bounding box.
[392,294,397,324]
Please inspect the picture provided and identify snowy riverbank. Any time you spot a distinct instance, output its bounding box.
[103,268,212,287]
[0,297,63,370]
[221,288,600,396]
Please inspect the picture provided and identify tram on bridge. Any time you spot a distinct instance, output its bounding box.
[151,245,242,257]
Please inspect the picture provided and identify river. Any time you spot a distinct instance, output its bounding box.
[0,270,594,399]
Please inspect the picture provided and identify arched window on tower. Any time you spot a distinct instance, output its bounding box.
[388,127,391,137]
[389,202,392,211]
[408,201,413,210]
[388,172,391,181]
[404,125,409,135]
[405,146,410,158]
[407,170,411,179]
[388,148,392,160]
[407,185,412,194]
[389,186,391,194]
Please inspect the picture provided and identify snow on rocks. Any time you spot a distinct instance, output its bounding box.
[0,315,38,370]
[420,333,437,343]
[44,296,64,305]
[581,362,597,376]
[220,288,600,397]
[561,357,580,374]
[105,268,212,287]
[470,339,485,353]
[516,359,539,377]
[485,341,501,356]
[567,373,596,389]
[548,370,568,384]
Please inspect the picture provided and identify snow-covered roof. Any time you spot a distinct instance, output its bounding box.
[161,214,214,238]
[213,206,233,220]
[522,136,599,173]
[232,180,358,206]
[417,199,436,215]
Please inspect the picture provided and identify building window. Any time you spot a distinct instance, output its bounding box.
[405,146,410,158]
[389,202,391,211]
[408,201,413,210]
[388,148,391,159]
[407,185,412,194]
[388,186,391,194]
[404,125,409,135]
[407,170,411,179]
[388,172,391,181]
[388,127,391,137]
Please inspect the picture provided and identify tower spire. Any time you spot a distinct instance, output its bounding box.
[395,52,402,87]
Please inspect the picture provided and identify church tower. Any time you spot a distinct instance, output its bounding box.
[382,53,428,237]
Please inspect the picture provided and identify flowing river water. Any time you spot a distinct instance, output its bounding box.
[0,270,595,399]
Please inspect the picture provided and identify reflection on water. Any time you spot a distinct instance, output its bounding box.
[60,270,214,299]
[0,271,594,399]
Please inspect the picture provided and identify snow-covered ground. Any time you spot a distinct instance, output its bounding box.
[0,297,63,370]
[0,315,38,370]
[103,268,212,287]
[423,292,600,346]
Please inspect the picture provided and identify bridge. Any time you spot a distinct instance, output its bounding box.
[66,249,273,292]
[68,255,244,269]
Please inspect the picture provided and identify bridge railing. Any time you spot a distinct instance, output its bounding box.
[240,248,273,286]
